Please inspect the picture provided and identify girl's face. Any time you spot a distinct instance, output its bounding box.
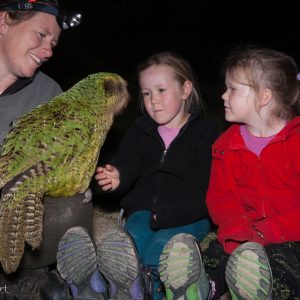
[139,64,191,128]
[222,72,258,124]
[0,11,61,79]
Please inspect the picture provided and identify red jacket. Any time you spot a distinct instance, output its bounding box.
[206,117,300,254]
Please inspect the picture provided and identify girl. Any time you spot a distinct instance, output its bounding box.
[158,46,300,300]
[57,51,219,300]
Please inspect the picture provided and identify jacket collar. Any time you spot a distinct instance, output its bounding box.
[215,116,300,150]
[134,113,200,135]
[0,77,34,96]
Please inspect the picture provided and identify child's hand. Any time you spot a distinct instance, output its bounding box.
[95,164,120,191]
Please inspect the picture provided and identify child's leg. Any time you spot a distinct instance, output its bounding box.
[146,218,211,268]
[56,226,109,300]
[124,210,157,298]
[126,213,211,299]
[225,242,272,300]
[124,210,156,264]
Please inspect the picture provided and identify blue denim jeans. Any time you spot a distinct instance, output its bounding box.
[124,210,211,300]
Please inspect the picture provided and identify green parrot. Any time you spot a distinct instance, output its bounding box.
[0,72,129,274]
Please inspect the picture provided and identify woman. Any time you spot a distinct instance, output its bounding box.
[0,1,89,298]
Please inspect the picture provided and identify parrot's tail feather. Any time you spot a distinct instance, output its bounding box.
[0,202,26,274]
[0,162,48,274]
[0,192,43,274]
[24,193,43,249]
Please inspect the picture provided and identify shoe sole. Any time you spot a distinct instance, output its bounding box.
[56,226,97,286]
[225,242,273,300]
[97,227,141,299]
[158,233,209,300]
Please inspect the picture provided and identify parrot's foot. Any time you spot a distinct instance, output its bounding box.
[82,188,92,204]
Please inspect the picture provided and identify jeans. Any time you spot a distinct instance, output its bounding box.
[125,210,211,300]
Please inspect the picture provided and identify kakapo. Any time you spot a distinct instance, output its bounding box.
[0,72,129,274]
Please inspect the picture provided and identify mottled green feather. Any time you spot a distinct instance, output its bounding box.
[0,72,128,273]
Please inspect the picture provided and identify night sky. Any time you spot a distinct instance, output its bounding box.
[43,1,300,88]
[41,0,300,150]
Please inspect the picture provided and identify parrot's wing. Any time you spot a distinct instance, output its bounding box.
[0,98,88,189]
[0,100,59,187]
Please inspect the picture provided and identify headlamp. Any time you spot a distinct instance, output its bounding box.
[56,9,82,30]
[0,0,82,30]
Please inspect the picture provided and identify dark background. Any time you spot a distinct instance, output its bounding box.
[41,0,300,168]
[42,0,300,88]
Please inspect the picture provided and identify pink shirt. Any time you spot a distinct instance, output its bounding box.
[158,125,180,149]
[240,125,276,156]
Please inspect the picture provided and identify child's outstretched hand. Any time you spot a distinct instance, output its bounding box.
[95,164,120,191]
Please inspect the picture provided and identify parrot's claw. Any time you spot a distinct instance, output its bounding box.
[82,188,92,204]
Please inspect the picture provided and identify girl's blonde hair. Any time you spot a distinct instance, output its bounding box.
[223,45,300,120]
[137,51,205,114]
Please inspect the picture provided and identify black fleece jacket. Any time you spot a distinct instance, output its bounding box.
[104,114,219,229]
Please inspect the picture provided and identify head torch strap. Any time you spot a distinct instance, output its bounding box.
[23,3,59,16]
[0,0,81,29]
[0,1,59,16]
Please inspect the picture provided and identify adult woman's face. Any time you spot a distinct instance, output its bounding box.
[0,11,61,79]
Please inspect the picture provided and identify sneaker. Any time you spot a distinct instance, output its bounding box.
[158,233,210,300]
[225,242,273,300]
[56,226,108,300]
[96,226,144,300]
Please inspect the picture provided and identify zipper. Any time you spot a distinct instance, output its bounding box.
[159,122,188,163]
[160,149,167,163]
[158,116,193,164]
